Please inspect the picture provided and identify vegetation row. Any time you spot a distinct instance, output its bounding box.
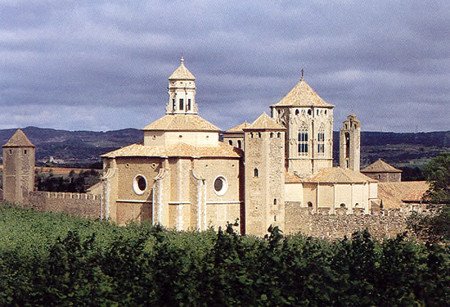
[0,205,448,306]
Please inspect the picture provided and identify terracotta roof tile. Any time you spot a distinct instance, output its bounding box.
[226,121,250,133]
[143,114,220,132]
[378,181,429,209]
[3,129,35,148]
[244,113,285,130]
[304,167,377,184]
[285,171,302,183]
[361,159,402,173]
[272,79,334,108]
[102,142,242,159]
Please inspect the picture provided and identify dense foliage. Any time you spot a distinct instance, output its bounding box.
[36,169,100,193]
[0,205,448,306]
[407,153,450,242]
[423,152,450,204]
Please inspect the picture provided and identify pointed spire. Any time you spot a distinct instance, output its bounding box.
[169,57,195,80]
[272,78,333,108]
[3,129,35,148]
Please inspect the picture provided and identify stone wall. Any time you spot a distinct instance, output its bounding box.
[285,201,413,240]
[24,191,102,219]
[363,172,401,182]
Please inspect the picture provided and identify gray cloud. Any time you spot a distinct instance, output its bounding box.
[0,0,449,132]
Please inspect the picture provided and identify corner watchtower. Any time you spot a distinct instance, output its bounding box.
[2,129,35,203]
[243,113,286,236]
[339,114,361,171]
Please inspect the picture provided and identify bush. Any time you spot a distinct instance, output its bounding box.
[0,206,448,305]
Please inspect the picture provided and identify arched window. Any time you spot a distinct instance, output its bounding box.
[258,132,262,138]
[274,199,277,205]
[340,203,346,208]
[237,140,242,148]
[307,202,313,208]
[254,168,259,177]
[298,123,308,155]
[187,99,191,110]
[270,132,274,138]
[228,140,233,146]
[277,132,281,138]
[317,124,325,155]
[295,109,300,115]
[172,99,176,110]
[345,132,350,158]
[179,98,184,110]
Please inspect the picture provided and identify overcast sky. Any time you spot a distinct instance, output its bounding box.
[0,0,449,132]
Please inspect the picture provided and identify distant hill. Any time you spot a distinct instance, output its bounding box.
[0,127,448,169]
[332,131,450,167]
[0,127,142,166]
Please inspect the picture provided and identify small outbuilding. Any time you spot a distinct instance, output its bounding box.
[361,159,402,182]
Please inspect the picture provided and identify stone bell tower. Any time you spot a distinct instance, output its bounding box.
[243,113,286,236]
[2,129,35,203]
[339,114,361,171]
[165,57,198,115]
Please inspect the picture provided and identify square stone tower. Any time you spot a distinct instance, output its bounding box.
[2,129,35,204]
[339,114,361,171]
[243,113,285,236]
[270,78,334,176]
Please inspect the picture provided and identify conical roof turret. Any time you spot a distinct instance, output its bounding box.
[272,78,333,108]
[3,129,35,148]
[168,57,195,80]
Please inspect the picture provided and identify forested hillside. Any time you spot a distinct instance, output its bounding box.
[0,127,448,169]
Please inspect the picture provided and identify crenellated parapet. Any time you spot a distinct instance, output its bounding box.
[28,191,101,200]
[24,191,102,219]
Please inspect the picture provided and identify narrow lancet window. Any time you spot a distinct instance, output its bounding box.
[298,123,308,155]
[179,98,184,110]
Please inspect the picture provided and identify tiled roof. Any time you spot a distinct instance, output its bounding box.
[226,121,250,133]
[378,181,429,209]
[168,58,195,80]
[244,113,285,131]
[304,167,377,184]
[3,129,35,148]
[86,182,102,195]
[285,172,302,183]
[361,159,402,173]
[102,142,242,159]
[272,79,334,108]
[143,114,221,132]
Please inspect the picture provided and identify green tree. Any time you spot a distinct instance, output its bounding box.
[423,152,450,204]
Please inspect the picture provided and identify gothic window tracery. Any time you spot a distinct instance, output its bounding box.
[298,123,308,155]
[317,124,325,155]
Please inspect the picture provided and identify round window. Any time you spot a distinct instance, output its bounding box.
[213,176,228,196]
[133,175,147,195]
